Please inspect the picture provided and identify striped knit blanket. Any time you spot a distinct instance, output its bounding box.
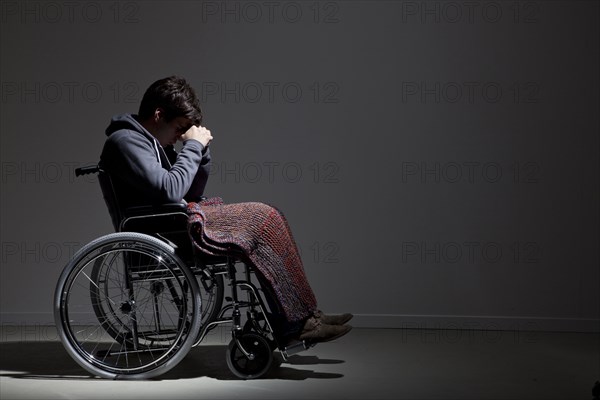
[187,198,317,323]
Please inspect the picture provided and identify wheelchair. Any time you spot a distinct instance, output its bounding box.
[53,165,314,380]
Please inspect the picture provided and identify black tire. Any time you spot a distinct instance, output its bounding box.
[226,333,273,379]
[54,232,202,379]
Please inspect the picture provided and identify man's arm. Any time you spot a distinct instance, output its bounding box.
[184,146,211,202]
[105,130,204,203]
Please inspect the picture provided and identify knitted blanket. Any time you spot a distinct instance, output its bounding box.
[187,198,317,323]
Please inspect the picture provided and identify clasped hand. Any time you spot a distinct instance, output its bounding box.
[180,125,212,147]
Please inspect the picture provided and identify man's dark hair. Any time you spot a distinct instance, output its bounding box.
[138,76,203,125]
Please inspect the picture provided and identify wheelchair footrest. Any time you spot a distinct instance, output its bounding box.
[281,340,313,359]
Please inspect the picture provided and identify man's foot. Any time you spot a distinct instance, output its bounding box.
[299,316,352,343]
[314,310,354,325]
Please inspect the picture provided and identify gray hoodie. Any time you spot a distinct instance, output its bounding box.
[100,113,211,208]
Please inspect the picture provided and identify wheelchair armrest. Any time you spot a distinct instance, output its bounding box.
[123,203,187,218]
[120,203,189,235]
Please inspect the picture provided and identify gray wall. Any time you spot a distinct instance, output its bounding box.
[1,0,598,332]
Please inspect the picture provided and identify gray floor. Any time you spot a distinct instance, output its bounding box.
[0,327,598,399]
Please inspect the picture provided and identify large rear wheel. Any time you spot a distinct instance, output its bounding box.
[54,232,202,379]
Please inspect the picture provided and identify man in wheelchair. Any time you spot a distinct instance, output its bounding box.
[99,76,352,349]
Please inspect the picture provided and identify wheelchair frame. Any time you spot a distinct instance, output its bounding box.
[53,165,313,380]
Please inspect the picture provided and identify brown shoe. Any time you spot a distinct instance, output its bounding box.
[299,316,352,343]
[314,310,354,325]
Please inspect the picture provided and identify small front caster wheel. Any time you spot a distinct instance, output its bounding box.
[226,333,273,379]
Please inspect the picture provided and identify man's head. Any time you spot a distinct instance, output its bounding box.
[138,76,203,146]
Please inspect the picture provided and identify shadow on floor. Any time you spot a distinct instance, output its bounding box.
[0,342,344,381]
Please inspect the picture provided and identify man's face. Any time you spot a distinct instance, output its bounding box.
[153,115,193,147]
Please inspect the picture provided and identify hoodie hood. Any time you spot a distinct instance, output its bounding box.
[105,113,155,143]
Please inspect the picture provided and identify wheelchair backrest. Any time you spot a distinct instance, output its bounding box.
[97,166,125,231]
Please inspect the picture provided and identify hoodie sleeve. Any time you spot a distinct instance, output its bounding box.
[104,130,204,203]
[184,146,211,202]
